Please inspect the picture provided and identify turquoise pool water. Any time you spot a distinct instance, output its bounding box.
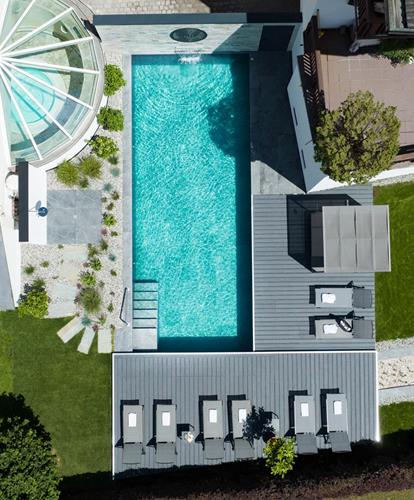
[132,54,251,345]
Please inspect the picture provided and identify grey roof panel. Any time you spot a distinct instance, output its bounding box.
[252,186,376,351]
[113,351,377,474]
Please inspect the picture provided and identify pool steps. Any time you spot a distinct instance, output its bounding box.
[132,281,158,350]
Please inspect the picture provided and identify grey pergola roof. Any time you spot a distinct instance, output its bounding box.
[323,205,391,273]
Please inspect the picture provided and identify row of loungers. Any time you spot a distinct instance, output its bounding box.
[122,399,254,465]
[294,393,352,454]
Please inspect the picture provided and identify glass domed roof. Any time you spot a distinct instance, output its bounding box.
[0,0,103,165]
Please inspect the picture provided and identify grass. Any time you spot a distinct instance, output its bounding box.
[380,402,414,436]
[0,311,111,477]
[374,182,414,341]
[341,489,414,500]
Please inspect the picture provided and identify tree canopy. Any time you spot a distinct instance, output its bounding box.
[314,91,400,184]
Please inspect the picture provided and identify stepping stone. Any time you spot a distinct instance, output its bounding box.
[50,283,78,302]
[48,301,77,319]
[57,316,83,343]
[98,329,112,353]
[114,328,132,352]
[77,327,95,354]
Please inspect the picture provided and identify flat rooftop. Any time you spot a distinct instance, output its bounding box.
[113,351,377,476]
[252,185,376,351]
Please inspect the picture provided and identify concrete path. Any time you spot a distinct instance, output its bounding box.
[98,329,112,353]
[78,327,95,354]
[57,317,83,343]
[0,225,14,310]
[380,385,414,405]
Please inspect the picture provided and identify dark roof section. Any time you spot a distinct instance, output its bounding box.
[252,185,376,352]
[113,351,378,475]
[17,161,29,243]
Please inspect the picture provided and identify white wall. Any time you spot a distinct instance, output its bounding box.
[316,0,355,29]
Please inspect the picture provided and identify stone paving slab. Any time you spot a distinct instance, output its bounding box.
[0,226,14,310]
[57,317,83,343]
[48,302,77,319]
[98,328,112,353]
[78,327,96,354]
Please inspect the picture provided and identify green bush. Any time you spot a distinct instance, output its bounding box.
[110,269,117,276]
[104,64,127,96]
[88,136,119,159]
[110,231,118,237]
[108,155,119,165]
[106,202,114,211]
[79,155,102,179]
[107,302,114,313]
[111,190,120,201]
[55,160,79,187]
[0,410,60,499]
[24,265,35,275]
[378,38,414,64]
[89,258,102,272]
[315,91,400,184]
[263,437,296,478]
[99,239,109,252]
[79,177,89,189]
[40,261,49,268]
[87,244,100,259]
[80,272,96,287]
[110,167,121,177]
[18,281,49,319]
[97,107,124,132]
[103,213,117,227]
[103,183,113,193]
[79,287,102,314]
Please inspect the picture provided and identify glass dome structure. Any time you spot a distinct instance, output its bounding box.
[0,0,103,165]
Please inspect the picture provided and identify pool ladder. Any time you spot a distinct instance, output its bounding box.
[132,280,158,350]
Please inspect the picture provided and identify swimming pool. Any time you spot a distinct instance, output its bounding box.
[132,54,251,346]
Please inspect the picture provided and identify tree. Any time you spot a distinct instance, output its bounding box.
[314,91,400,184]
[263,437,296,478]
[104,64,127,96]
[0,394,60,499]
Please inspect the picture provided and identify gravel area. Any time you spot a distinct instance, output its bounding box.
[21,50,125,336]
[377,336,414,351]
[372,171,414,186]
[378,356,414,389]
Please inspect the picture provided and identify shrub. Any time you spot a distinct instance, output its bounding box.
[88,136,119,159]
[107,302,114,313]
[40,260,49,268]
[315,91,400,184]
[79,155,102,179]
[100,239,109,252]
[108,155,119,165]
[110,231,118,237]
[263,437,296,478]
[80,271,96,287]
[55,160,79,187]
[103,213,117,227]
[97,107,124,132]
[98,314,107,325]
[57,244,64,249]
[378,38,414,64]
[106,202,114,211]
[89,258,102,271]
[79,177,89,189]
[0,408,60,499]
[18,280,49,319]
[110,167,121,177]
[104,64,127,96]
[111,190,120,201]
[87,244,100,259]
[24,265,35,275]
[79,287,102,314]
[110,269,117,276]
[108,253,116,262]
[103,183,113,193]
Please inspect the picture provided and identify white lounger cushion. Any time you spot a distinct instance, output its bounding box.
[300,402,309,417]
[333,400,343,415]
[128,412,137,427]
[238,408,247,423]
[324,324,338,334]
[162,411,171,426]
[209,409,218,423]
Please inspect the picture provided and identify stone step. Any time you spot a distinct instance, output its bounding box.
[133,291,158,301]
[133,300,157,310]
[133,318,157,328]
[134,281,158,292]
[77,327,95,354]
[133,308,158,319]
[57,316,83,343]
[132,328,157,350]
[98,328,112,354]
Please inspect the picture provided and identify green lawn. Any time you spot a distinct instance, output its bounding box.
[380,402,414,437]
[374,182,414,341]
[0,311,111,477]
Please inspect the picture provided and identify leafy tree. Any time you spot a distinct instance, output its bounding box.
[97,107,124,132]
[104,64,127,96]
[263,437,296,478]
[55,160,79,187]
[88,136,119,159]
[18,280,49,319]
[79,155,102,179]
[0,394,60,499]
[315,91,400,184]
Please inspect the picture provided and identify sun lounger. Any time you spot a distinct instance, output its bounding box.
[352,319,374,339]
[231,400,254,460]
[122,404,143,464]
[156,404,177,464]
[294,395,318,455]
[315,287,372,309]
[202,400,224,460]
[326,394,351,453]
[314,318,353,339]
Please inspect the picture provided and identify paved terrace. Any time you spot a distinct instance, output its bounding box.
[113,351,377,475]
[252,185,376,351]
